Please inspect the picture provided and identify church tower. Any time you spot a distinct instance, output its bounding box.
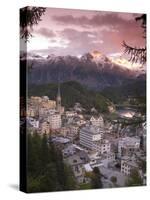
[56,81,61,113]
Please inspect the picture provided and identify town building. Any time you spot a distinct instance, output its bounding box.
[99,140,111,154]
[118,137,140,158]
[88,152,115,168]
[65,111,77,118]
[40,121,50,135]
[27,107,37,117]
[100,152,116,168]
[48,114,62,130]
[62,144,76,157]
[80,124,104,150]
[91,139,111,154]
[51,136,70,150]
[64,154,86,183]
[41,99,56,109]
[70,125,79,135]
[121,156,138,176]
[27,117,39,129]
[60,126,70,137]
[90,116,104,127]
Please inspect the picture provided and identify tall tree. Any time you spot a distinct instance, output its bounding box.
[27,132,42,177]
[27,132,77,192]
[64,165,77,190]
[126,169,143,186]
[40,134,50,168]
[91,167,103,189]
[110,176,117,186]
[122,14,146,65]
[20,6,46,41]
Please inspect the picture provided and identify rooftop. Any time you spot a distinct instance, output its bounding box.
[52,137,70,144]
[80,124,104,135]
[84,163,93,172]
[119,137,140,146]
[65,154,83,166]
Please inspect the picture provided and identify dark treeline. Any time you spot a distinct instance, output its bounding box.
[28,81,112,113]
[27,132,77,192]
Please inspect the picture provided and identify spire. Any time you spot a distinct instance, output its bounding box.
[56,73,61,113]
[57,79,61,98]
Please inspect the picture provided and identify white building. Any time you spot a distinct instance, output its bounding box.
[100,140,111,154]
[48,108,56,115]
[121,156,138,176]
[89,152,115,168]
[80,124,104,151]
[80,124,111,154]
[90,116,104,127]
[42,96,49,101]
[118,137,140,157]
[48,114,62,130]
[92,139,111,154]
[27,117,39,129]
[65,111,77,117]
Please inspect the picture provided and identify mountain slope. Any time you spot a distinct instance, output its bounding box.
[22,51,145,91]
[28,81,113,113]
[101,78,146,104]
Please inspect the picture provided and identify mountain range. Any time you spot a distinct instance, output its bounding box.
[21,50,146,91]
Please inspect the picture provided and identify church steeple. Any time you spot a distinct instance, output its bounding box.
[56,78,61,113]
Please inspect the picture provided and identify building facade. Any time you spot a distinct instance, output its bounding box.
[90,116,104,127]
[80,125,103,150]
[49,114,62,130]
[118,137,140,158]
[121,156,138,176]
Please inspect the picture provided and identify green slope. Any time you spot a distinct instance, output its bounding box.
[28,81,112,113]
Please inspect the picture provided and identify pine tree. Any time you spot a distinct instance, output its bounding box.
[91,167,103,189]
[40,134,50,168]
[122,14,146,65]
[27,132,77,192]
[126,169,143,186]
[20,6,46,41]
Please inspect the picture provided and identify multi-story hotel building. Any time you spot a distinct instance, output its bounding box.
[80,124,111,154]
[80,125,104,149]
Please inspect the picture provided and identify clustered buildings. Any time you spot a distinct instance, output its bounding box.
[27,83,146,188]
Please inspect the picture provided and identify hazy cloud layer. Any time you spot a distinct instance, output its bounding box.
[36,28,56,38]
[52,13,135,28]
[28,8,145,57]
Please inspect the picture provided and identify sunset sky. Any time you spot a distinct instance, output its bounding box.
[27,7,145,60]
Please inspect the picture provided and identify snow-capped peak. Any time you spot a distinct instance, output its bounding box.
[90,50,111,64]
[110,56,143,71]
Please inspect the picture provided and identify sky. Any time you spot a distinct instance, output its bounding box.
[26,7,145,59]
